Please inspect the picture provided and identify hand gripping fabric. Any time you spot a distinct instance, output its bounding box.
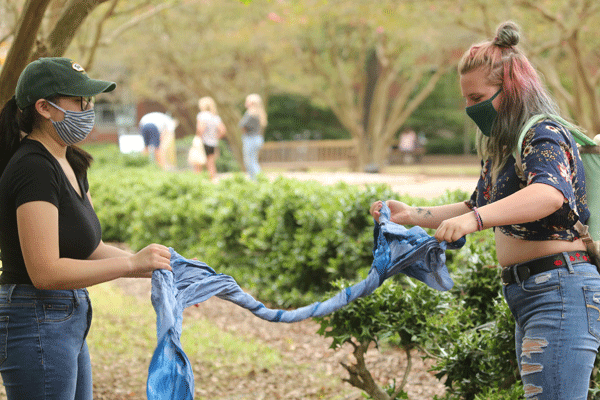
[147,203,465,398]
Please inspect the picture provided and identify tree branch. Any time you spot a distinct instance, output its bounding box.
[83,0,119,69]
[100,1,186,45]
[517,0,566,29]
[396,347,412,396]
[340,340,389,400]
[0,0,53,107]
[30,0,111,60]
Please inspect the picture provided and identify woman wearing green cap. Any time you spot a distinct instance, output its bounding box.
[0,57,172,399]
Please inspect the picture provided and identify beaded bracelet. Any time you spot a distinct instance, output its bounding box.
[472,207,484,231]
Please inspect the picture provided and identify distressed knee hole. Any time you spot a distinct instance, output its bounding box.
[521,337,548,359]
[521,362,543,376]
[524,383,543,398]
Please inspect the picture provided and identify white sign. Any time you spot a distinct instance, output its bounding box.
[118,134,145,154]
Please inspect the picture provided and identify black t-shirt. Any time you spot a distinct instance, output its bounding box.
[0,138,102,284]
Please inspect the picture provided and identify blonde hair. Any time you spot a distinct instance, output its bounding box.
[198,96,218,115]
[458,21,558,182]
[245,93,268,128]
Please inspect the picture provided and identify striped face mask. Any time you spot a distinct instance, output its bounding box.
[46,100,95,145]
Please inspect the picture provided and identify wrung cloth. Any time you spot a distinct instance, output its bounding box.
[146,203,465,399]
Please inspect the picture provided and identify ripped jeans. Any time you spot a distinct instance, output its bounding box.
[503,259,600,399]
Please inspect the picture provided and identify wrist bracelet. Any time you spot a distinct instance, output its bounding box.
[472,207,484,231]
[464,200,474,210]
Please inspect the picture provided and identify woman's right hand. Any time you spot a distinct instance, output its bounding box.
[370,200,412,224]
[129,244,172,274]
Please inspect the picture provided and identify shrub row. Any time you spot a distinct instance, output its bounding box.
[88,151,445,306]
[87,149,600,399]
[87,150,519,398]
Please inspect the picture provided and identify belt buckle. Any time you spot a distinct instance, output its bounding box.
[501,264,530,285]
[515,265,530,283]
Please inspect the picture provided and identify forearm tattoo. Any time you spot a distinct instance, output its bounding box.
[415,207,433,218]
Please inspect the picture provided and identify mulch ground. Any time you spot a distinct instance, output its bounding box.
[104,277,446,400]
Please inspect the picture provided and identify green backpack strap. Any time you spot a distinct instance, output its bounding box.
[514,114,600,249]
[540,113,596,146]
[513,114,546,175]
[514,113,596,174]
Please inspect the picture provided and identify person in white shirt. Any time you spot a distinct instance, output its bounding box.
[139,112,177,169]
[193,97,226,180]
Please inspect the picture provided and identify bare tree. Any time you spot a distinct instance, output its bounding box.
[518,0,600,137]
[106,0,282,169]
[0,0,184,107]
[454,0,600,137]
[291,2,460,171]
[0,0,113,107]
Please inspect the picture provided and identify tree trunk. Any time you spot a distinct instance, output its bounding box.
[30,0,110,60]
[0,0,52,107]
[218,107,245,171]
[341,340,390,400]
[0,0,111,108]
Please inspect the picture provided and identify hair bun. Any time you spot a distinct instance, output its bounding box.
[493,21,520,48]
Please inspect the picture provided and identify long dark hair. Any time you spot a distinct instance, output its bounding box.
[0,96,93,179]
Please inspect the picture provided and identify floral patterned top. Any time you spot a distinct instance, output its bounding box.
[467,119,589,241]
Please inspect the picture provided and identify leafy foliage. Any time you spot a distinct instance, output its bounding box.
[86,147,565,399]
[265,93,350,141]
[88,145,401,306]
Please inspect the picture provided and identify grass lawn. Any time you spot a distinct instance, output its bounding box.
[86,283,283,399]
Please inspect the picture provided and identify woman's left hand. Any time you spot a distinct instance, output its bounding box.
[434,213,478,243]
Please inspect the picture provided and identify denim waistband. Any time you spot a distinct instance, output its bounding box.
[0,284,88,303]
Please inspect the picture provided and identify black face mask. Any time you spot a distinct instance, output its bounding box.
[465,89,502,137]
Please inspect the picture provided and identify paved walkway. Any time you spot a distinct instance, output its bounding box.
[263,171,478,198]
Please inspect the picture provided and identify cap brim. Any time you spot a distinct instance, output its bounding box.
[59,78,116,97]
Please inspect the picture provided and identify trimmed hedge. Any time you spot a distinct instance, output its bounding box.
[86,146,600,399]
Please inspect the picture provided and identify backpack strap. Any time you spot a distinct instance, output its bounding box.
[576,220,600,267]
[513,114,547,176]
[513,113,596,175]
[514,115,600,264]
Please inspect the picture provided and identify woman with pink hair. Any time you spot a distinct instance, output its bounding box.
[371,21,599,399]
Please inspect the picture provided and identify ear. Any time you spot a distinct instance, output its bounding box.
[34,98,53,119]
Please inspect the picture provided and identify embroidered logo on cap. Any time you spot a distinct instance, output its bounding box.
[72,62,85,72]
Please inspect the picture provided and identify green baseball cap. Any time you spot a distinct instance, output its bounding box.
[15,57,116,110]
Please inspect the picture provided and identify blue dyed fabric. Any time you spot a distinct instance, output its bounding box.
[146,203,465,398]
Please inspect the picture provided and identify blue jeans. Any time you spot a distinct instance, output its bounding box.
[0,285,93,400]
[502,257,600,399]
[242,134,263,179]
[140,123,160,148]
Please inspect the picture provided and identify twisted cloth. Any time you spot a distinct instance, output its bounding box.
[146,203,465,399]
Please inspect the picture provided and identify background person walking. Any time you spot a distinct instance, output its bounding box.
[192,96,226,180]
[138,111,178,170]
[239,93,267,179]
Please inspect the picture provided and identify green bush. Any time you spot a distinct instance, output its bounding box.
[88,154,402,306]
[85,148,549,399]
[265,93,350,141]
